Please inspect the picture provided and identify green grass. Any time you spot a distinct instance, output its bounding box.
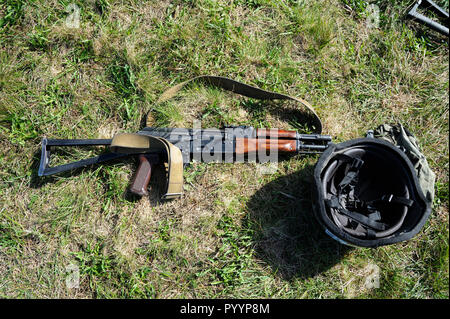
[0,0,448,299]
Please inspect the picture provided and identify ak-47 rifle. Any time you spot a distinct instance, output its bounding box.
[37,76,331,199]
[38,126,331,199]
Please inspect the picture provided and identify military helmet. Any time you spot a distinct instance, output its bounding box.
[312,137,431,247]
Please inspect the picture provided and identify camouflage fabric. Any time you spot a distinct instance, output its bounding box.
[371,123,435,204]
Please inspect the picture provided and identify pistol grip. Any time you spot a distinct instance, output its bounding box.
[130,154,158,196]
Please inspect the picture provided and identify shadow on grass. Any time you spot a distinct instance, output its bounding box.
[246,163,352,280]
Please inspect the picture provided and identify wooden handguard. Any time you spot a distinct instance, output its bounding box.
[235,138,297,154]
[256,128,297,139]
[130,154,158,196]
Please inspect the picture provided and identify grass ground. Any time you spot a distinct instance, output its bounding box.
[0,0,448,298]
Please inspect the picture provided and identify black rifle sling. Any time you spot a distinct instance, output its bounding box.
[151,75,323,134]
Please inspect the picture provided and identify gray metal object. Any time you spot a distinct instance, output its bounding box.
[38,126,332,177]
[406,0,449,36]
[38,138,128,176]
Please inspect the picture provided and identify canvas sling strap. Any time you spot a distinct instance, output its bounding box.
[150,75,323,134]
[110,133,184,199]
[111,76,322,199]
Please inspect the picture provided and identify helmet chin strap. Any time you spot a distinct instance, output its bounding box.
[325,152,387,238]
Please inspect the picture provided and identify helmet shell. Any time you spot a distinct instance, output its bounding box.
[312,138,431,247]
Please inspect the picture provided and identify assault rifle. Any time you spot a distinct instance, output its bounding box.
[38,76,331,199]
[38,126,331,199]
